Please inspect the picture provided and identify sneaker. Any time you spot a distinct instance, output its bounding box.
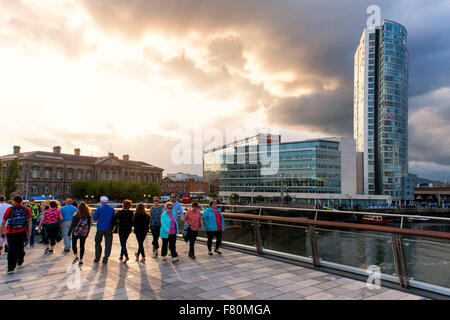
[191,255,196,260]
[135,253,139,261]
[208,251,213,256]
[161,256,167,261]
[123,256,129,264]
[119,255,123,261]
[93,259,99,264]
[79,261,83,267]
[72,257,79,264]
[172,257,179,262]
[64,249,70,253]
[214,250,222,255]
[48,250,54,254]
[153,253,158,258]
[6,269,14,274]
[140,258,146,262]
[44,248,50,254]
[24,240,29,247]
[102,259,108,264]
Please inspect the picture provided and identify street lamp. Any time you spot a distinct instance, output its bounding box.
[280,173,285,205]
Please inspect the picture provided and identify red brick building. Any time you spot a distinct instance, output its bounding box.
[161,177,209,197]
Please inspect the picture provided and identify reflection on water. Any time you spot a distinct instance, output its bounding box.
[213,209,450,289]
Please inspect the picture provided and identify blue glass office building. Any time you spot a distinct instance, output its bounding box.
[204,134,390,206]
[354,20,409,201]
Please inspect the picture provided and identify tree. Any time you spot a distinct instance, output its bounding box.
[254,195,265,203]
[230,193,240,204]
[144,183,162,198]
[71,180,160,202]
[208,192,217,198]
[4,158,19,199]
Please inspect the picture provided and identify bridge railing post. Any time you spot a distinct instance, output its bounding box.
[392,234,409,288]
[252,218,263,255]
[307,225,320,267]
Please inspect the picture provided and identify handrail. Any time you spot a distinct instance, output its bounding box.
[88,204,450,222]
[220,212,450,241]
[214,204,450,222]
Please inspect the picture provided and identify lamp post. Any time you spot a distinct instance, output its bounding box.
[280,173,285,205]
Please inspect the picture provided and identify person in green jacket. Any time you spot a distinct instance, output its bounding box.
[202,200,225,255]
[160,202,179,262]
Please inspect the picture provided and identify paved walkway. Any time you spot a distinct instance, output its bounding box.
[0,235,423,300]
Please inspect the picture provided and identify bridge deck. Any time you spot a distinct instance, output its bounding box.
[0,235,423,300]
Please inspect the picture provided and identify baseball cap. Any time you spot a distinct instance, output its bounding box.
[100,196,109,203]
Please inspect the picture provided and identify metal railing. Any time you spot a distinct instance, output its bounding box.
[90,204,450,297]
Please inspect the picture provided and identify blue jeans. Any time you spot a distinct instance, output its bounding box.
[29,221,38,246]
[119,232,130,258]
[187,228,198,256]
[61,221,72,250]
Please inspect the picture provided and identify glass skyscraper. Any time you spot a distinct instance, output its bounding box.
[354,20,408,201]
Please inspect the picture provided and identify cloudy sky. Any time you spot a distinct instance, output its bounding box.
[0,0,449,181]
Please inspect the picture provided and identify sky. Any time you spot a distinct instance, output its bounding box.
[0,0,449,181]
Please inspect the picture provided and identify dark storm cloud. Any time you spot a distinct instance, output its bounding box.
[78,0,450,176]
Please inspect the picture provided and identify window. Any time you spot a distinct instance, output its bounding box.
[67,186,71,194]
[33,169,38,179]
[87,172,92,180]
[44,186,49,194]
[78,172,82,180]
[32,186,37,194]
[57,171,62,179]
[45,169,50,179]
[68,171,73,180]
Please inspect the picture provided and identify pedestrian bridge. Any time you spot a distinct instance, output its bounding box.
[1,204,448,300]
[0,236,423,300]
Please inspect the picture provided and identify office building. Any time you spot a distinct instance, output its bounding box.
[354,19,409,201]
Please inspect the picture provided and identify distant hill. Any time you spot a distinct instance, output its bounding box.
[408,173,445,187]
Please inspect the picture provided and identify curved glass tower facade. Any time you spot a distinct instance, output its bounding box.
[378,20,408,199]
[354,20,408,201]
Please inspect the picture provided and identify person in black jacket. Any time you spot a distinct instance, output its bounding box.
[116,200,134,263]
[68,202,91,266]
[133,203,150,262]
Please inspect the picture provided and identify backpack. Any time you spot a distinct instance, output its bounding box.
[182,221,190,242]
[28,204,41,221]
[74,218,89,237]
[8,206,29,230]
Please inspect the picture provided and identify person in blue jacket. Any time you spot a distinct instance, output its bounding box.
[93,196,116,264]
[160,202,179,262]
[202,200,225,255]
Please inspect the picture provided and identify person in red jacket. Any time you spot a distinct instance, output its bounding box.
[0,195,32,273]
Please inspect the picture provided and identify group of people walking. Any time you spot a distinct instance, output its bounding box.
[0,193,226,273]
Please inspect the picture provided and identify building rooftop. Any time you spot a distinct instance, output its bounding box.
[0,149,163,171]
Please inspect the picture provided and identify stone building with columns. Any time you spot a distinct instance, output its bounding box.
[0,146,164,200]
